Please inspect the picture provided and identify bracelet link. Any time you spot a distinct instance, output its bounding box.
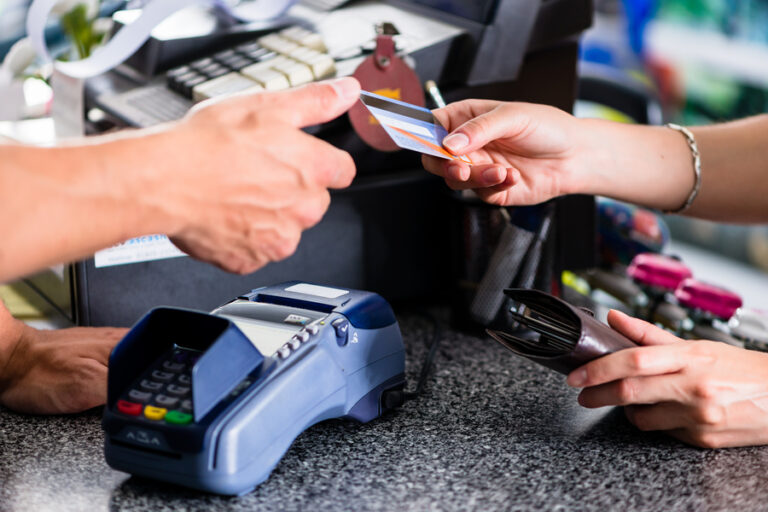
[664,123,702,214]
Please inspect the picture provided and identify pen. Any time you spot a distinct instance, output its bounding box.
[425,80,446,109]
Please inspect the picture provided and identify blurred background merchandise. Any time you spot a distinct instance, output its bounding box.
[578,0,768,275]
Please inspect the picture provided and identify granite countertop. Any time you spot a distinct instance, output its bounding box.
[2,313,768,512]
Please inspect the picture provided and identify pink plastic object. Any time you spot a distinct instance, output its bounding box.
[675,278,743,320]
[627,253,693,291]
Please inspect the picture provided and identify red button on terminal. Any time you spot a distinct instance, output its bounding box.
[117,400,143,416]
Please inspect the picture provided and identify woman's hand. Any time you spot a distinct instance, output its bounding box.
[567,310,768,448]
[422,100,586,205]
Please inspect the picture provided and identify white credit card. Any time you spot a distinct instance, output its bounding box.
[359,91,472,163]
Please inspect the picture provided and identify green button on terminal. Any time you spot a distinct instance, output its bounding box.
[165,410,193,425]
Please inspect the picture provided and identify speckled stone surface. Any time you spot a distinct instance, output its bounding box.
[2,313,768,511]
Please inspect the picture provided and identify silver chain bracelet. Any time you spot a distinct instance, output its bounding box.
[664,123,702,214]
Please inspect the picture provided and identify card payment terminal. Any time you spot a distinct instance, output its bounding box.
[102,282,405,495]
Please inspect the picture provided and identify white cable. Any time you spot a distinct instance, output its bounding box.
[25,0,297,79]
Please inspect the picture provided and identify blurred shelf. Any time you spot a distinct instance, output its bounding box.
[646,21,768,88]
[670,240,768,311]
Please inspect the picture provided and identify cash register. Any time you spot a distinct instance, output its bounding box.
[27,0,595,327]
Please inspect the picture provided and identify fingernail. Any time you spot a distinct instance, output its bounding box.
[567,368,587,388]
[444,133,469,152]
[481,167,503,185]
[448,164,464,181]
[327,77,360,101]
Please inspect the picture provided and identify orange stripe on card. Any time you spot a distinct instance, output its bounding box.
[390,126,472,164]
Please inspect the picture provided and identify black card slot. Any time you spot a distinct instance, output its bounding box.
[509,309,580,344]
[524,307,580,338]
[487,329,572,357]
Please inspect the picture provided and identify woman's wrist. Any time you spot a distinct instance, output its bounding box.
[560,117,615,197]
[567,118,695,211]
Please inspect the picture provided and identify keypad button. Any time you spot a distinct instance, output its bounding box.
[235,41,262,54]
[278,346,291,359]
[155,394,180,408]
[280,26,327,52]
[242,47,270,61]
[163,361,185,372]
[181,399,193,412]
[165,410,193,425]
[128,389,152,403]
[198,63,230,79]
[151,370,174,382]
[192,72,262,103]
[144,406,167,421]
[332,318,349,346]
[178,374,191,385]
[296,331,310,343]
[271,60,313,86]
[179,75,207,99]
[227,57,254,71]
[214,49,237,60]
[117,400,142,416]
[167,65,191,78]
[190,57,214,69]
[332,318,349,336]
[289,337,301,350]
[166,384,190,396]
[306,324,319,336]
[240,62,291,91]
[140,379,163,392]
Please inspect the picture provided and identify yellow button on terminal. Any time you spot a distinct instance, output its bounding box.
[144,406,168,421]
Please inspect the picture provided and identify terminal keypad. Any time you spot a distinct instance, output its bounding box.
[116,347,199,425]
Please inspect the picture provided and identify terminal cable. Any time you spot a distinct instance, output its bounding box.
[403,311,442,401]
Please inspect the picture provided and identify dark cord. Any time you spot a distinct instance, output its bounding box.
[403,312,442,401]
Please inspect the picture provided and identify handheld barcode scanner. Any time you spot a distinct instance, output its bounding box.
[102,282,405,495]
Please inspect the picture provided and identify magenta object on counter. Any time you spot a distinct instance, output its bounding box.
[627,253,693,291]
[675,278,743,320]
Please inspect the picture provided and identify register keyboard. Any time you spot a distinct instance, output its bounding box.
[95,25,337,127]
[167,26,336,102]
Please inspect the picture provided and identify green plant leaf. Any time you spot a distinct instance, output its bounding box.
[59,2,105,60]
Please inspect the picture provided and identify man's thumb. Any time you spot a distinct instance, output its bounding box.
[271,77,361,127]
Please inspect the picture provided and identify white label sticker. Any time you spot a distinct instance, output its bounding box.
[285,283,349,299]
[94,235,186,268]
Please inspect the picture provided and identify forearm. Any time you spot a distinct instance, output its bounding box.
[0,130,179,283]
[574,115,768,222]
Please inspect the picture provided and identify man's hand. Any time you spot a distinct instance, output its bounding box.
[567,310,768,448]
[0,304,125,414]
[421,100,584,206]
[147,77,361,274]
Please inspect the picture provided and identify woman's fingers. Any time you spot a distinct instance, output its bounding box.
[567,344,689,388]
[421,155,517,191]
[442,104,530,155]
[578,374,687,408]
[624,403,691,431]
[607,309,683,346]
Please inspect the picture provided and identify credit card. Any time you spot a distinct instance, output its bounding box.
[359,91,472,163]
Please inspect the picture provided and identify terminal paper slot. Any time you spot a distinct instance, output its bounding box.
[107,308,265,422]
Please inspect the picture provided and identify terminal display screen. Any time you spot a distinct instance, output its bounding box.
[221,316,301,357]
